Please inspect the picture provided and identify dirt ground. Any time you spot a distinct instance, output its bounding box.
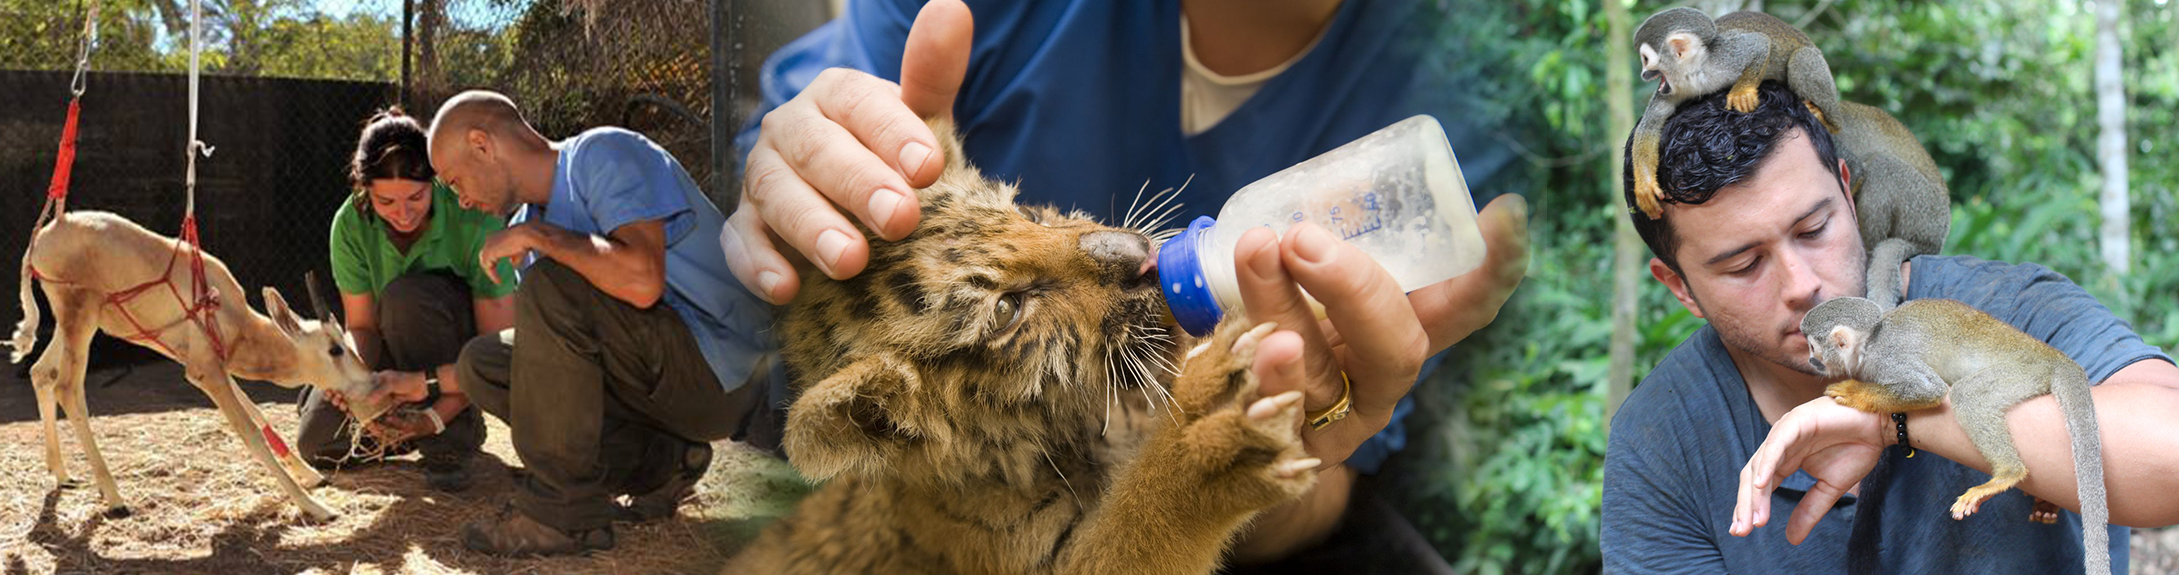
[3,351,2176,574]
[0,352,810,575]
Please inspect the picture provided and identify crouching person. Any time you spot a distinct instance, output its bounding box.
[296,109,514,492]
[375,90,773,557]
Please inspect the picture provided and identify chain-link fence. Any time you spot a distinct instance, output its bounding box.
[3,0,404,368]
[409,0,720,200]
[3,0,829,367]
[401,0,830,207]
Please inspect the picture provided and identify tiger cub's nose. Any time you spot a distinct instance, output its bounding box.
[1079,230,1151,284]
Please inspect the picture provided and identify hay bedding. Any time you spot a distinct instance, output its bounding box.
[0,362,811,574]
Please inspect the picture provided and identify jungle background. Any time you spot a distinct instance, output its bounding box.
[1391,0,2179,573]
[1,0,2175,573]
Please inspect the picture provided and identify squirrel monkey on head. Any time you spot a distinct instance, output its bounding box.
[1800,296,2111,575]
[1630,8,1949,310]
[1629,8,1843,218]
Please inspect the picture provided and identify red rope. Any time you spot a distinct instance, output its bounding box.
[28,219,228,363]
[25,79,230,365]
[47,98,80,201]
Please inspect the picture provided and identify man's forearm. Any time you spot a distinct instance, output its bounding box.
[350,327,386,369]
[523,222,666,307]
[1229,463,1356,563]
[427,363,469,422]
[1904,361,2179,527]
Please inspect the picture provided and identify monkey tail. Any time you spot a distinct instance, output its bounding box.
[1864,237,1916,311]
[10,231,41,364]
[2052,372,2111,575]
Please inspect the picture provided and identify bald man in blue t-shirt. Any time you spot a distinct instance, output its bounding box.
[724,0,1532,570]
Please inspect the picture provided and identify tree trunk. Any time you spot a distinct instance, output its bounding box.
[2095,0,2130,275]
[415,0,446,98]
[1606,0,1641,426]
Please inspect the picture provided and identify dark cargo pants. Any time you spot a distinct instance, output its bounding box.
[457,259,762,531]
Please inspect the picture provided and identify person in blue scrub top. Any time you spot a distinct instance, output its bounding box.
[724,1,1532,571]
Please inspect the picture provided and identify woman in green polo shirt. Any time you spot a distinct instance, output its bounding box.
[295,109,516,492]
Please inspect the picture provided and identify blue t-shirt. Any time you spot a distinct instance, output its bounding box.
[743,0,1514,474]
[510,128,772,392]
[1602,255,2171,574]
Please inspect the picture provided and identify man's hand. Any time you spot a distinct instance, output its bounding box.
[721,0,971,304]
[1236,194,1530,465]
[478,223,538,284]
[366,405,442,445]
[364,369,431,408]
[1732,396,1889,544]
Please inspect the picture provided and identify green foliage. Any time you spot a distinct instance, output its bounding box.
[1,0,180,73]
[0,0,398,82]
[1400,0,2179,573]
[1403,206,1695,575]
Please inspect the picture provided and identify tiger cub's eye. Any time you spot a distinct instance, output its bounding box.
[995,292,1026,331]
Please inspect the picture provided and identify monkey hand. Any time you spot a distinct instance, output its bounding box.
[1801,100,1840,133]
[1732,396,1887,544]
[1727,82,1762,113]
[2028,498,2061,524]
[1823,379,1946,414]
[1633,170,1665,219]
[1823,379,1893,413]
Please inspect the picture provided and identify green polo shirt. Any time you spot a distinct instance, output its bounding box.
[328,182,517,298]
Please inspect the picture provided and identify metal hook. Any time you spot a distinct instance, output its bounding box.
[68,0,99,96]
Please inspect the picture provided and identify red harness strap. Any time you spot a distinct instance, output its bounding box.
[28,81,292,455]
[26,96,229,363]
[28,218,229,363]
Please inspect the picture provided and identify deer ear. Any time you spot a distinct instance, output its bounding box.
[263,287,305,337]
[782,355,922,481]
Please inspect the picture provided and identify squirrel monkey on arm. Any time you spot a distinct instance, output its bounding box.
[1630,8,1949,309]
[1800,296,2111,575]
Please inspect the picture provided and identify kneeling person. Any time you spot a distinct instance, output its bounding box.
[297,109,515,492]
[394,91,772,557]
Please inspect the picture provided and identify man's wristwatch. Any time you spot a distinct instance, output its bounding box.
[422,369,443,405]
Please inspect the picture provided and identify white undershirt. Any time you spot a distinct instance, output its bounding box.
[1179,15,1324,136]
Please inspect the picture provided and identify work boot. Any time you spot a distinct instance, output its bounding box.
[461,505,614,557]
[617,441,712,522]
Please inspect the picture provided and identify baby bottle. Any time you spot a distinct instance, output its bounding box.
[1157,115,1485,337]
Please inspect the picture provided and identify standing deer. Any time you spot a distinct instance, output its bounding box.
[10,210,394,520]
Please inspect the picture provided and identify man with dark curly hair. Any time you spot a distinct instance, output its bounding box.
[1600,81,2179,573]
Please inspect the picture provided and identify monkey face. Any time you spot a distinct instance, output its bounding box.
[1804,325,1862,376]
[1634,7,1719,96]
[1800,297,1884,377]
[1646,32,1710,97]
[1640,43,1663,83]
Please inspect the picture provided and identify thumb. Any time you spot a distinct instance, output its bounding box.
[901,0,972,119]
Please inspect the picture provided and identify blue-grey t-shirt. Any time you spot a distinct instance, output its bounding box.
[1602,255,2170,573]
[509,128,773,392]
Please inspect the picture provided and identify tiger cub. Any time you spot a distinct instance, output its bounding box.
[722,119,1318,575]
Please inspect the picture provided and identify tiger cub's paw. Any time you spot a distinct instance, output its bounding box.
[1166,321,1318,511]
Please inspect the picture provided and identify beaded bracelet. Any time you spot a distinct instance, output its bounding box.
[1892,412,1915,458]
